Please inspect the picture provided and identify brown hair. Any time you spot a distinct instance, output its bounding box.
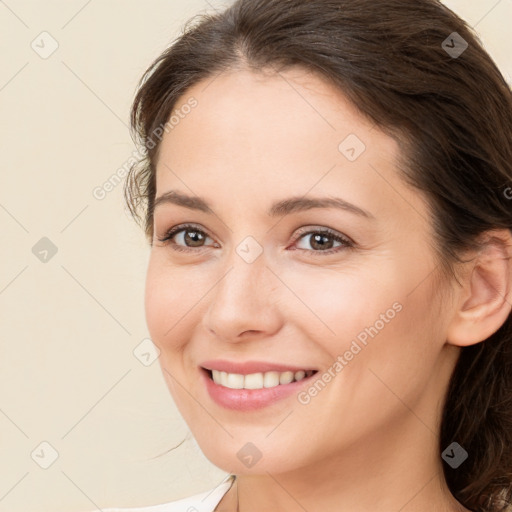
[124,0,512,509]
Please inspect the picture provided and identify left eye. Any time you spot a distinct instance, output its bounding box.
[293,228,353,254]
[156,224,353,256]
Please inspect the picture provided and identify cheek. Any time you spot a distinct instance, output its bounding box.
[144,255,190,352]
[291,278,440,444]
[286,261,440,392]
[279,265,395,352]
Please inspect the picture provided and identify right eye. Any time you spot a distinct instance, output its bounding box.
[156,223,217,253]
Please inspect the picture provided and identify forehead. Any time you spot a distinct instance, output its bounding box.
[157,67,378,170]
[154,67,429,229]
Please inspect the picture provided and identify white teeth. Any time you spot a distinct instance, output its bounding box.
[226,372,244,389]
[279,371,294,385]
[244,372,264,389]
[263,371,280,388]
[294,370,306,381]
[210,369,313,390]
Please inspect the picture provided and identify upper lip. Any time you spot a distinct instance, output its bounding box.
[200,359,318,375]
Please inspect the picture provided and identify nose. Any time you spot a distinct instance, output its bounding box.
[201,250,283,342]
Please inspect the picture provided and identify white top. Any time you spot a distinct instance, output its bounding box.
[98,475,235,512]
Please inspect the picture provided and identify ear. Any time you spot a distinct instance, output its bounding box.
[446,229,512,347]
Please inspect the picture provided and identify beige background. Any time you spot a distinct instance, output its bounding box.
[0,1,511,511]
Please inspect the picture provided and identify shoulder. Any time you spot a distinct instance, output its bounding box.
[95,475,235,512]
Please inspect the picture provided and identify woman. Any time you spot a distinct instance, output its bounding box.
[112,0,512,510]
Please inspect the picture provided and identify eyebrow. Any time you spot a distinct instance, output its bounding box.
[153,190,375,219]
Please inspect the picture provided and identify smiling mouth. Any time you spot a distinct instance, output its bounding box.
[202,367,318,390]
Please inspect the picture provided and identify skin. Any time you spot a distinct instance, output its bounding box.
[145,66,512,511]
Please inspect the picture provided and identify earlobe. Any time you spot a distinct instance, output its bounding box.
[446,229,512,347]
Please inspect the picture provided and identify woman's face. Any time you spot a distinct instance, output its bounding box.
[145,67,460,474]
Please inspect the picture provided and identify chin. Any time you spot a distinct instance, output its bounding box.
[192,433,308,475]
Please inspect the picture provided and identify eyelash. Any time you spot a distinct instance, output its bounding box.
[156,223,354,256]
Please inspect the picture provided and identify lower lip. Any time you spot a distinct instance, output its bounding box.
[200,368,317,411]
